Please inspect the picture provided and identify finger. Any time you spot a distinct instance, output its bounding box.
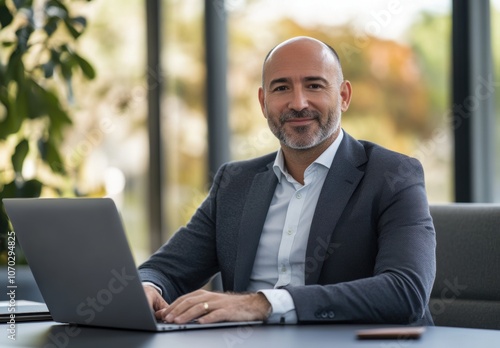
[165,298,209,323]
[144,286,164,310]
[143,286,156,308]
[168,301,213,324]
[155,308,168,320]
[163,290,208,316]
[196,293,271,324]
[196,307,226,324]
[164,293,216,324]
[196,300,254,324]
[154,296,169,311]
[194,298,261,324]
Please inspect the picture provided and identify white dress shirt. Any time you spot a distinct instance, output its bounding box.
[145,131,344,324]
[248,130,344,323]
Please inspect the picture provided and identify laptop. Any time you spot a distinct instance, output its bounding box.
[3,198,263,331]
[0,300,51,322]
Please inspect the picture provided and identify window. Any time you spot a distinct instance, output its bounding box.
[492,0,500,201]
[227,0,453,202]
[78,1,150,261]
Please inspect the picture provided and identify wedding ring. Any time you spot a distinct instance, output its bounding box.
[203,302,209,313]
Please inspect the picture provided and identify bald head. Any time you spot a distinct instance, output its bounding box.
[257,36,353,154]
[261,37,344,87]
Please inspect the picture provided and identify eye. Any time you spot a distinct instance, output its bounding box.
[273,85,288,92]
[308,84,322,89]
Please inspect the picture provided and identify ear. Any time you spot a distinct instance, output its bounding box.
[258,87,267,118]
[339,80,352,112]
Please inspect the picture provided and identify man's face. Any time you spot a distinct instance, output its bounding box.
[258,39,351,151]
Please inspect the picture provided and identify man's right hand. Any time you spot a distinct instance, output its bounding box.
[143,285,169,320]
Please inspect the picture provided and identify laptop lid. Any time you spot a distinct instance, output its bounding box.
[3,198,159,331]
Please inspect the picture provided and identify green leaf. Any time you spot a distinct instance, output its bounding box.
[43,16,59,36]
[13,0,33,10]
[0,179,42,198]
[0,85,7,105]
[58,55,75,102]
[71,16,86,28]
[12,139,29,174]
[64,17,82,39]
[42,60,55,78]
[49,47,61,65]
[39,139,66,175]
[0,4,13,29]
[30,82,72,141]
[14,77,29,120]
[5,48,24,83]
[24,80,71,136]
[59,54,73,81]
[0,92,24,139]
[25,78,47,119]
[0,105,24,140]
[60,14,88,40]
[6,50,30,123]
[1,41,15,47]
[73,53,95,79]
[19,179,43,197]
[15,25,34,53]
[0,181,16,199]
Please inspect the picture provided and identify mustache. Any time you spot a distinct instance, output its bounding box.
[280,109,321,123]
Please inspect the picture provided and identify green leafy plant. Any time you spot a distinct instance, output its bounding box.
[0,0,94,263]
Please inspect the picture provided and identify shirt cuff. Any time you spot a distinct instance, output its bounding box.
[142,282,163,295]
[258,289,297,324]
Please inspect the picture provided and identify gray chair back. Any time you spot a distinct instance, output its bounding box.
[429,204,500,330]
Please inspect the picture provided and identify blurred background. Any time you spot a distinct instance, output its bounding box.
[1,0,499,265]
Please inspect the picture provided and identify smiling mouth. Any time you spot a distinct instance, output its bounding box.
[285,118,316,125]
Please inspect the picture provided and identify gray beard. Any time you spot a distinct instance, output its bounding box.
[268,107,340,150]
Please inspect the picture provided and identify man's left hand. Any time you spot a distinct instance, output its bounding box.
[157,289,271,324]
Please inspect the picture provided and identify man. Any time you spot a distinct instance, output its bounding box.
[139,36,436,325]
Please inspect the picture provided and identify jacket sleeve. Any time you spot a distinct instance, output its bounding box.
[137,164,228,303]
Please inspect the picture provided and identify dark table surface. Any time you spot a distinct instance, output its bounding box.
[2,321,500,348]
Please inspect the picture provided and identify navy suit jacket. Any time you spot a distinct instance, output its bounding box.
[139,130,436,325]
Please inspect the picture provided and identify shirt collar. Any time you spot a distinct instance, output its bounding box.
[272,129,344,182]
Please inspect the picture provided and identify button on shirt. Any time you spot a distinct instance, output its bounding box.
[248,130,344,324]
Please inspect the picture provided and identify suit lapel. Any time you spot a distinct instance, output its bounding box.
[233,164,277,291]
[305,133,367,284]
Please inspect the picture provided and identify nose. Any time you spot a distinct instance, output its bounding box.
[288,88,309,111]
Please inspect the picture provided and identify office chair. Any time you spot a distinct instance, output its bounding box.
[429,204,500,330]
